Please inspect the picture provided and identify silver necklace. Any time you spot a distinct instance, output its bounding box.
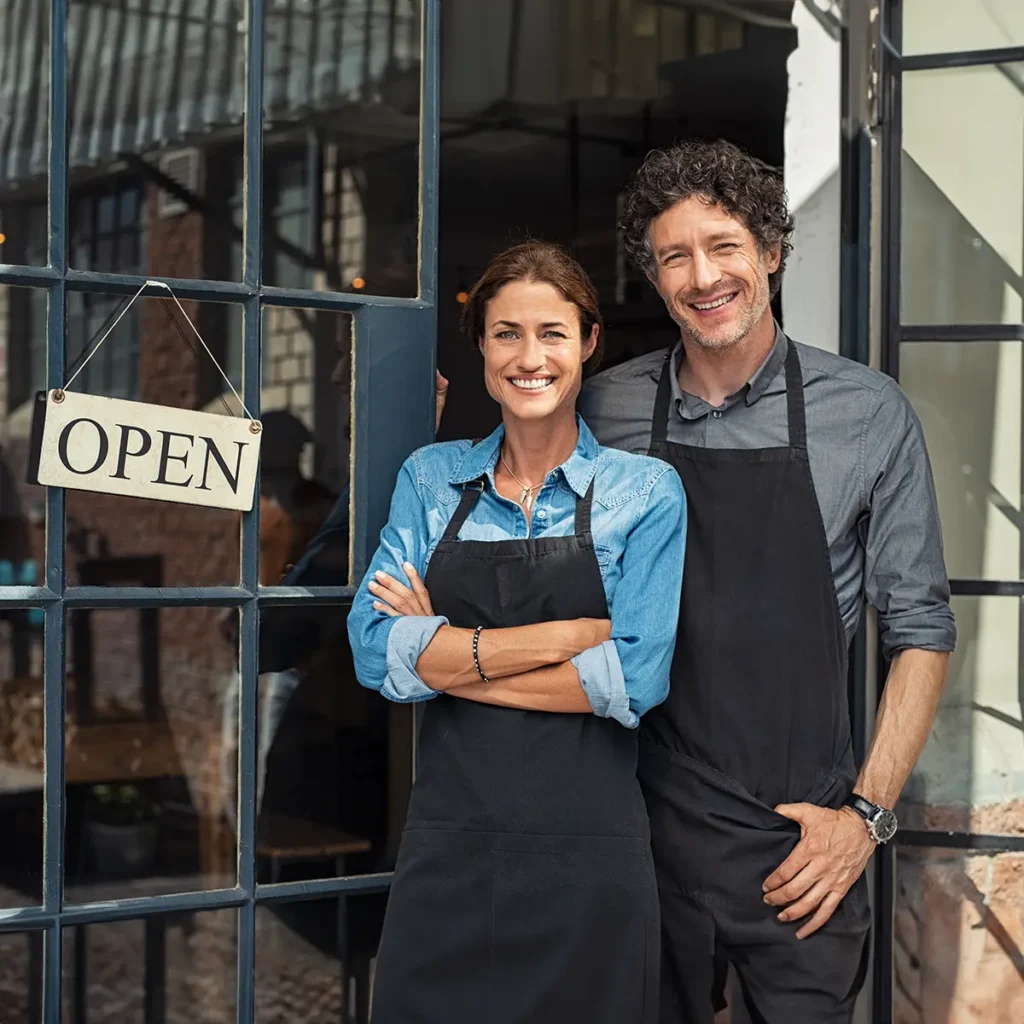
[500,453,539,512]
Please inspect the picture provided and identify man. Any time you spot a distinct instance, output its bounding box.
[578,140,954,1022]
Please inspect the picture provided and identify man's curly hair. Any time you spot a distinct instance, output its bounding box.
[621,139,795,299]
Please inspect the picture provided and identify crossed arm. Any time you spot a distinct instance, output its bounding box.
[368,563,609,712]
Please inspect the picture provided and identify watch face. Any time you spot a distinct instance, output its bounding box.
[871,810,898,843]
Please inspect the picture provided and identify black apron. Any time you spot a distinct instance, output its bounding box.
[371,476,659,1024]
[641,341,870,1024]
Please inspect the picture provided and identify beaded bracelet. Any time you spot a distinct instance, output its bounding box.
[472,626,490,683]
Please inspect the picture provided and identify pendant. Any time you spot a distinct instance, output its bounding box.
[520,488,533,510]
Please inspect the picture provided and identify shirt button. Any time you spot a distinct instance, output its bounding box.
[711,410,722,419]
[536,509,547,519]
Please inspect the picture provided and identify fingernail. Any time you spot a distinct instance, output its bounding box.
[402,561,414,572]
[372,602,382,610]
[375,571,386,579]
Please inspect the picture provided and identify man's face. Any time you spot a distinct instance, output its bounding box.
[648,196,780,351]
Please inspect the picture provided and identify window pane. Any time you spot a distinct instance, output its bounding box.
[67,0,245,282]
[258,307,352,588]
[0,3,49,267]
[0,930,43,1023]
[901,64,1024,325]
[64,609,238,902]
[251,600,409,885]
[1,286,47,569]
[261,1,422,297]
[900,342,1020,581]
[255,894,387,1021]
[902,0,1024,56]
[61,909,237,1023]
[63,294,243,587]
[895,845,1024,1022]
[900,597,1024,835]
[0,608,44,908]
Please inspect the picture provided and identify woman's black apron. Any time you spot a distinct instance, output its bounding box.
[371,476,659,1024]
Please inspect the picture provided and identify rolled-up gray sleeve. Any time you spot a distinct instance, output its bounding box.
[862,380,957,657]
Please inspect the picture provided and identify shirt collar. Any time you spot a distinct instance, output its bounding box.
[663,324,788,413]
[449,414,599,498]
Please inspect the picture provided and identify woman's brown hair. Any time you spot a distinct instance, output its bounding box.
[461,241,605,375]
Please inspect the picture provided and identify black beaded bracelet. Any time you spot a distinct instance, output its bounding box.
[472,626,490,683]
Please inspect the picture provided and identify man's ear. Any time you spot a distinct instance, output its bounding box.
[765,244,782,275]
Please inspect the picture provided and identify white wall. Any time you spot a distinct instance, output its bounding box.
[781,3,841,354]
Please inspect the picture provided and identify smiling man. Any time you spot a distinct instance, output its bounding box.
[579,140,955,1023]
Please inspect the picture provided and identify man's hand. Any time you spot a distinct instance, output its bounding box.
[762,804,874,939]
[435,371,449,433]
[368,562,434,617]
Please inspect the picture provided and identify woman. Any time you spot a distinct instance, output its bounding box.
[347,241,686,1023]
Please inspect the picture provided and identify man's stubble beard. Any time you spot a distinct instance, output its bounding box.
[666,272,772,352]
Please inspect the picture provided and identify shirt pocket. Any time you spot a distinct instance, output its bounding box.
[594,544,616,574]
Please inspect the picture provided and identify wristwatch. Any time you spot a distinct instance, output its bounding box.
[844,793,898,844]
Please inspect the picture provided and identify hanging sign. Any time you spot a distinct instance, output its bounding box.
[24,278,261,512]
[27,390,261,511]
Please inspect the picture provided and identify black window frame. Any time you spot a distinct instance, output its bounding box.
[0,1,440,1020]
[873,3,1024,1021]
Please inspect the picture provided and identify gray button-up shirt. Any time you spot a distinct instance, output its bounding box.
[579,329,956,657]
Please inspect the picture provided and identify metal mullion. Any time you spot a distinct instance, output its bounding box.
[0,906,53,933]
[61,886,248,924]
[898,323,1024,342]
[900,44,1024,72]
[259,284,427,311]
[0,264,61,286]
[0,587,58,608]
[896,830,1024,852]
[417,0,440,306]
[65,269,253,303]
[257,585,356,604]
[256,872,392,903]
[950,579,1024,597]
[62,585,253,607]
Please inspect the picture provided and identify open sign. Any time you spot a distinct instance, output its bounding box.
[27,390,261,512]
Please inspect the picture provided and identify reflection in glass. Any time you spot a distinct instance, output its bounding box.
[261,0,422,297]
[901,342,1021,581]
[0,1,49,267]
[894,846,1024,1024]
[64,609,237,902]
[218,596,409,887]
[254,896,388,1023]
[0,606,43,909]
[61,910,237,1023]
[902,0,1024,57]
[901,64,1024,325]
[900,595,1024,834]
[0,930,41,1023]
[62,294,243,587]
[67,0,246,282]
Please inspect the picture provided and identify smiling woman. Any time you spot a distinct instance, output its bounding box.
[346,240,686,1023]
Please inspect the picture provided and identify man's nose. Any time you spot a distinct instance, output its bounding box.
[690,251,722,293]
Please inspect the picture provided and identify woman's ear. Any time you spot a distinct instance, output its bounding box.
[582,324,599,364]
[478,333,486,357]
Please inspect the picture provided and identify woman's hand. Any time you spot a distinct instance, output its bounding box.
[368,562,434,617]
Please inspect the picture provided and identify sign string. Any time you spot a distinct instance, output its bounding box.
[60,280,257,425]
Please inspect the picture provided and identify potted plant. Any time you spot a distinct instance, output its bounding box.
[84,783,161,878]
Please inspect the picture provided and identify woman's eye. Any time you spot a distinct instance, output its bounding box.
[495,330,518,340]
[542,331,567,340]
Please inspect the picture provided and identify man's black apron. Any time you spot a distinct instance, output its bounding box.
[642,340,870,1024]
[371,477,659,1024]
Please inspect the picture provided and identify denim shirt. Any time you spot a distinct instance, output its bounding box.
[347,417,686,728]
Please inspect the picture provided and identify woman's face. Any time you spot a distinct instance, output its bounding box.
[479,279,598,424]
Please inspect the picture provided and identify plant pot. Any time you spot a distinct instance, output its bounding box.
[84,819,159,879]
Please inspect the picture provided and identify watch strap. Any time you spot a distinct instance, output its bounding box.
[845,793,881,821]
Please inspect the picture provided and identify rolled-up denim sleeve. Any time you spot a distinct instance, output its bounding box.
[572,467,686,728]
[347,456,446,703]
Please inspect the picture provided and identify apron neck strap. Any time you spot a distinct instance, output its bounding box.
[441,476,597,542]
[442,480,484,542]
[783,339,807,451]
[651,351,673,446]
